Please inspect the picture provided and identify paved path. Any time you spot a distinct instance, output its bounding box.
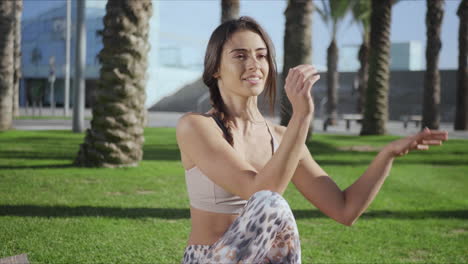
[12,108,468,139]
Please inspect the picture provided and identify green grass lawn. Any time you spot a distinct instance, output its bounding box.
[0,128,467,263]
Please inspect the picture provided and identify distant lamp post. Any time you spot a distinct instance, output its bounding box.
[49,56,55,115]
[64,0,71,116]
[73,0,86,132]
[48,56,56,116]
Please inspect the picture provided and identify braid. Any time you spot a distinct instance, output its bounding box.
[210,87,234,146]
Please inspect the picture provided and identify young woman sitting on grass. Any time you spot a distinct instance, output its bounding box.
[176,16,448,263]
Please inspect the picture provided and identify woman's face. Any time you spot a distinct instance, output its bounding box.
[215,30,269,97]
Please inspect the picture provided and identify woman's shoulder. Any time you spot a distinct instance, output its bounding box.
[181,111,214,119]
[177,111,214,128]
[176,111,222,140]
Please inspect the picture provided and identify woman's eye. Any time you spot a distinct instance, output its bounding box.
[258,54,267,59]
[235,55,245,59]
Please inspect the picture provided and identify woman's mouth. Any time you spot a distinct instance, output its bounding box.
[243,77,261,85]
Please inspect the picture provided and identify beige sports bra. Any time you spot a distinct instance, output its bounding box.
[184,114,279,214]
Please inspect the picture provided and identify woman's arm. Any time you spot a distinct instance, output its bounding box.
[254,112,311,194]
[341,148,394,225]
[255,65,319,194]
[290,128,448,226]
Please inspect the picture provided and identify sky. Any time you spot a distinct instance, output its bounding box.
[23,0,461,70]
[156,0,461,70]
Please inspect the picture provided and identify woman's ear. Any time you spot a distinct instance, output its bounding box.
[213,72,220,79]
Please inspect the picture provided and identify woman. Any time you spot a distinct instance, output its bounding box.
[176,16,448,263]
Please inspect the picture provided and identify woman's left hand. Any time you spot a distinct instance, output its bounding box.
[384,127,449,158]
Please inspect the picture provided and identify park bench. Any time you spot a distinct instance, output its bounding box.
[342,114,363,130]
[323,114,363,131]
[402,115,422,129]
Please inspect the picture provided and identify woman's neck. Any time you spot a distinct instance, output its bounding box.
[223,98,264,127]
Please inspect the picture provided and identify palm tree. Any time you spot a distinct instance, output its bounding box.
[351,0,371,115]
[75,0,153,167]
[0,1,15,131]
[360,0,394,135]
[12,0,22,117]
[454,0,467,130]
[221,0,239,23]
[280,0,313,141]
[316,0,355,126]
[422,0,444,130]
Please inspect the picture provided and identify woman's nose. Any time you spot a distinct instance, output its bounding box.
[246,57,260,70]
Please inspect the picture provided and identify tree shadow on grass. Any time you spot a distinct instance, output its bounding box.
[294,209,468,220]
[0,150,75,161]
[314,159,468,166]
[320,134,399,142]
[307,140,347,155]
[2,131,465,167]
[0,136,81,144]
[0,164,74,169]
[0,135,80,161]
[0,205,190,219]
[307,140,468,166]
[1,205,466,220]
[143,144,181,161]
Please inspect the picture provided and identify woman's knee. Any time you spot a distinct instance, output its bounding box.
[250,190,289,206]
[248,190,294,220]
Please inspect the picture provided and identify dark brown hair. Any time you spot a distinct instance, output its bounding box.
[202,16,277,146]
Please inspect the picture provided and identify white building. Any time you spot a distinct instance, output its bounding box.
[20,0,204,108]
[339,41,423,72]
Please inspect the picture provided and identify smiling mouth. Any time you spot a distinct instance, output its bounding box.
[243,77,261,84]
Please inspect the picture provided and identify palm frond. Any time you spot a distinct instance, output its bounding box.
[351,0,371,37]
[316,0,329,23]
[330,0,348,19]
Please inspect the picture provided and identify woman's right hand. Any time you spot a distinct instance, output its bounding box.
[284,64,320,118]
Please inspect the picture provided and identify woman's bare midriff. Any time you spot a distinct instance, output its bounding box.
[187,207,239,245]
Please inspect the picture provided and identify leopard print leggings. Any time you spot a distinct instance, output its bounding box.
[182,190,301,263]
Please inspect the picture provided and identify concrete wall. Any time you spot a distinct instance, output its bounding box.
[311,70,457,122]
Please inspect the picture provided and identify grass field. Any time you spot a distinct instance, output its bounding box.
[0,128,467,263]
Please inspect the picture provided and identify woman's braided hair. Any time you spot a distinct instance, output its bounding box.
[202,16,277,146]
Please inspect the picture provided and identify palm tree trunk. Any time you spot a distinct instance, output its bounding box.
[75,0,153,167]
[422,0,444,130]
[221,0,239,23]
[360,0,393,135]
[12,0,22,117]
[326,38,338,125]
[0,1,15,131]
[357,34,369,115]
[280,0,313,141]
[455,0,468,130]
